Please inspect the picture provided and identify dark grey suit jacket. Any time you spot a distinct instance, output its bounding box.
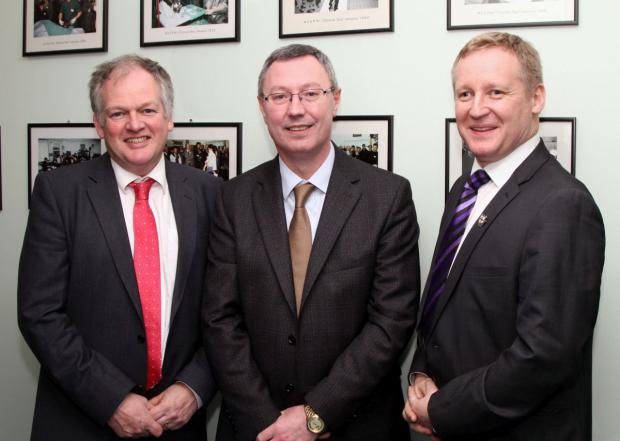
[411,142,605,441]
[18,154,219,441]
[203,148,420,441]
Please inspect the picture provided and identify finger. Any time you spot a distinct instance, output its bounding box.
[403,402,418,423]
[144,416,164,437]
[256,427,272,441]
[407,384,420,401]
[318,432,331,439]
[411,422,433,436]
[149,405,168,421]
[149,393,164,406]
[414,384,425,400]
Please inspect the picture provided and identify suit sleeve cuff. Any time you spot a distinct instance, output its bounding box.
[176,381,203,409]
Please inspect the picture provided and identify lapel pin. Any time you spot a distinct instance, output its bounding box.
[477,214,488,227]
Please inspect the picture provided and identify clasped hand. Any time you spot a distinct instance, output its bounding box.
[108,383,198,438]
[402,374,441,441]
[256,405,331,441]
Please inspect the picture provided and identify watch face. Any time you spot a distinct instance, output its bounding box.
[308,416,325,434]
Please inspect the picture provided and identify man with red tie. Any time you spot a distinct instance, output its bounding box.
[18,54,219,440]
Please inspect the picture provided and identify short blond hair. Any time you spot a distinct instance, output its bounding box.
[452,32,543,93]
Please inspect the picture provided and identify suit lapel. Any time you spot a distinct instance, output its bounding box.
[252,158,298,315]
[301,150,361,311]
[166,162,197,325]
[426,142,551,336]
[86,155,143,320]
[416,176,466,325]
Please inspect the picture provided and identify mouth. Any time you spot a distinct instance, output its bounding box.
[125,136,150,144]
[470,125,497,134]
[286,124,314,133]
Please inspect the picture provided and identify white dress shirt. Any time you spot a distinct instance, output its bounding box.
[110,156,178,361]
[453,133,541,263]
[280,146,335,241]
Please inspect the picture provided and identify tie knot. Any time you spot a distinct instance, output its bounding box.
[129,178,156,201]
[293,183,315,208]
[465,169,491,192]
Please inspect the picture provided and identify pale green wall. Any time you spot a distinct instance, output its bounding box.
[1,1,618,440]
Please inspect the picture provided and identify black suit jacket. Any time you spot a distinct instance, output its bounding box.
[203,149,420,441]
[411,142,605,441]
[18,154,219,441]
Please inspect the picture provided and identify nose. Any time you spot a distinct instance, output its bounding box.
[286,94,306,117]
[126,111,145,131]
[469,95,490,118]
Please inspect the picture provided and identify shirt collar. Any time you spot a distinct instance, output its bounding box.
[471,133,540,189]
[280,145,335,199]
[110,154,168,195]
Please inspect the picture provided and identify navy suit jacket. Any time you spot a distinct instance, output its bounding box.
[18,154,219,440]
[411,142,605,441]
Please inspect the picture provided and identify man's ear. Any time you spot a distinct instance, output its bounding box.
[332,88,342,116]
[531,84,546,115]
[93,114,105,139]
[257,95,268,122]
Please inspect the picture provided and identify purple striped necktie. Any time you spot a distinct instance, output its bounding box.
[420,169,491,335]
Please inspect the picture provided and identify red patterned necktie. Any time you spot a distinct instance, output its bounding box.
[129,178,162,389]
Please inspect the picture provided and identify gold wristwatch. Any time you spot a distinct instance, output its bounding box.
[304,404,326,434]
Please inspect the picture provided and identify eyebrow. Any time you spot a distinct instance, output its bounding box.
[265,82,324,92]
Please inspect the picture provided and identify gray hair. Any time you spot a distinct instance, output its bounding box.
[89,54,174,126]
[257,44,338,96]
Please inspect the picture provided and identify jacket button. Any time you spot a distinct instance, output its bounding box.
[284,383,295,393]
[137,335,146,343]
[432,344,439,350]
[288,335,296,345]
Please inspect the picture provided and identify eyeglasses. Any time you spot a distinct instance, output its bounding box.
[262,87,336,106]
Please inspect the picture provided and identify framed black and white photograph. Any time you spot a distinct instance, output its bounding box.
[447,0,578,30]
[332,115,393,171]
[23,0,107,56]
[28,123,105,199]
[141,0,239,47]
[280,0,393,38]
[165,122,242,181]
[445,117,575,197]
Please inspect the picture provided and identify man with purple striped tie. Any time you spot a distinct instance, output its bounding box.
[403,32,605,441]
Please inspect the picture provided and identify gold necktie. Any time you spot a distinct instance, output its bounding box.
[289,183,315,315]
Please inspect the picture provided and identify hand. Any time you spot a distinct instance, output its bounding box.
[402,374,439,437]
[411,374,437,401]
[148,383,198,431]
[403,398,433,437]
[256,405,331,441]
[108,393,163,438]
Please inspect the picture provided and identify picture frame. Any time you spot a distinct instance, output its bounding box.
[165,122,242,181]
[445,117,575,197]
[28,123,105,201]
[332,115,393,171]
[0,126,2,211]
[141,0,239,47]
[23,0,108,56]
[447,0,578,30]
[280,0,393,38]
